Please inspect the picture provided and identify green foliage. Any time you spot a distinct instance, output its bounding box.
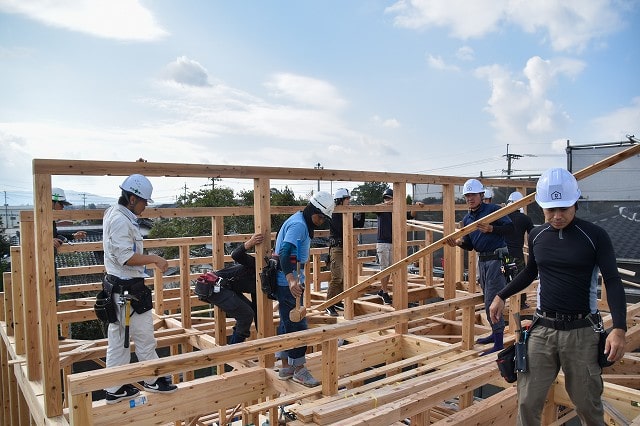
[350,182,390,206]
[148,185,307,257]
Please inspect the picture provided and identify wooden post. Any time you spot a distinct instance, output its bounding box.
[392,183,409,334]
[19,213,41,381]
[343,210,356,320]
[68,391,93,425]
[253,178,274,365]
[3,272,12,337]
[179,245,192,330]
[179,245,195,383]
[10,247,25,356]
[33,173,62,417]
[442,183,457,321]
[321,339,338,396]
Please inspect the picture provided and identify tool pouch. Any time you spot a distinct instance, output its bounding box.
[597,330,615,368]
[496,345,517,383]
[94,277,118,323]
[128,278,152,314]
[514,341,528,373]
[587,312,615,368]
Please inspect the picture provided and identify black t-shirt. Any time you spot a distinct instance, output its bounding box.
[505,211,534,259]
[499,217,626,330]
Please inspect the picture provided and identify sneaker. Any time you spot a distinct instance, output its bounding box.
[377,290,392,305]
[278,366,294,380]
[334,302,345,311]
[292,367,320,387]
[325,306,339,317]
[105,384,139,404]
[143,377,178,394]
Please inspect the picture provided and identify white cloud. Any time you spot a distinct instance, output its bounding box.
[456,46,475,61]
[0,68,400,199]
[427,54,460,71]
[590,97,640,140]
[508,0,624,53]
[163,56,211,87]
[371,115,401,129]
[385,0,508,39]
[474,55,585,142]
[264,73,348,110]
[386,0,628,52]
[0,0,168,41]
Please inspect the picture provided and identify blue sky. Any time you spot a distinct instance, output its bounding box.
[1,0,639,205]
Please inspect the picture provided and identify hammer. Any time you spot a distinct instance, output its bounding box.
[119,290,138,348]
[289,242,306,322]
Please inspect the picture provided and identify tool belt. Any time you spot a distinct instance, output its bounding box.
[535,309,595,330]
[329,237,343,248]
[478,247,508,262]
[104,274,152,314]
[478,252,499,261]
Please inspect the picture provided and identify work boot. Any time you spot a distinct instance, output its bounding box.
[480,332,504,356]
[476,333,494,344]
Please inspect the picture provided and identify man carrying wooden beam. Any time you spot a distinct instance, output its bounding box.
[446,178,513,355]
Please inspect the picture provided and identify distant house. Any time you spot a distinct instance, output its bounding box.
[588,205,640,284]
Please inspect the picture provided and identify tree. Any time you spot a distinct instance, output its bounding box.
[149,186,238,258]
[350,182,390,206]
[148,185,307,258]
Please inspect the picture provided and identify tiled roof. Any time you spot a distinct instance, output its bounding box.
[588,206,640,261]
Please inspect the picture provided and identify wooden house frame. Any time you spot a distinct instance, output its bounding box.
[1,148,639,425]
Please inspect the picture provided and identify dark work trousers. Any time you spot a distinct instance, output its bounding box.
[207,287,254,344]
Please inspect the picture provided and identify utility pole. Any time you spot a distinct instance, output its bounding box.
[3,191,8,230]
[314,162,323,191]
[81,193,87,209]
[503,144,523,177]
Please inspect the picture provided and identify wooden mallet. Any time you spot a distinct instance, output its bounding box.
[289,244,307,322]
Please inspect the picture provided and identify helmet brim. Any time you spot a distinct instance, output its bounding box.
[535,195,577,209]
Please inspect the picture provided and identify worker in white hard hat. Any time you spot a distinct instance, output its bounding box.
[52,187,87,249]
[102,174,178,404]
[51,187,87,339]
[273,191,335,387]
[482,187,494,204]
[490,168,627,425]
[445,178,513,355]
[325,188,365,316]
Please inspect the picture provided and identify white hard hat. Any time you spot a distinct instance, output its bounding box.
[120,174,154,203]
[507,191,523,203]
[535,168,580,208]
[462,179,484,195]
[483,188,494,199]
[310,191,335,217]
[334,188,350,200]
[51,187,72,205]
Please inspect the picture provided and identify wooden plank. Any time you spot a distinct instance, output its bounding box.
[33,158,536,187]
[430,386,518,425]
[308,362,498,425]
[91,367,267,426]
